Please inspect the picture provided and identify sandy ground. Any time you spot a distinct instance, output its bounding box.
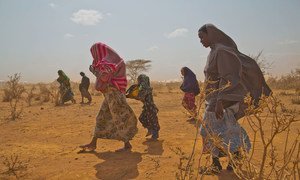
[0,89,299,180]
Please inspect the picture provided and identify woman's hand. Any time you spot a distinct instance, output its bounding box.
[215,100,224,119]
[89,65,95,74]
[89,65,103,77]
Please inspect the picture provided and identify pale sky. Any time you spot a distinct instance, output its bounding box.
[0,0,299,83]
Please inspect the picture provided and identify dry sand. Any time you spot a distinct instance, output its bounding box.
[0,88,299,179]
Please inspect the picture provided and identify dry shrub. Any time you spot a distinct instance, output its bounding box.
[70,82,79,95]
[1,154,30,179]
[170,147,196,179]
[291,96,300,105]
[37,83,51,104]
[49,82,60,106]
[25,85,36,106]
[144,156,161,179]
[152,82,165,93]
[2,74,25,120]
[267,68,300,90]
[173,81,299,180]
[2,89,11,102]
[2,73,24,103]
[296,88,300,96]
[278,91,293,96]
[166,82,181,93]
[232,95,299,179]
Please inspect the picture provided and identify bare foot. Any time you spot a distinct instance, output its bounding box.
[145,129,152,137]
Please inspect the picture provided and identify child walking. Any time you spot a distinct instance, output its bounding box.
[127,74,160,140]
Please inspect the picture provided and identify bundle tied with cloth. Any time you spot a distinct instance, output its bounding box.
[126,74,151,100]
[89,42,127,93]
[126,84,140,99]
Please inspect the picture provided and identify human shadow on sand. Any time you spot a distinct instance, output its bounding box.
[92,150,142,180]
[217,170,239,180]
[142,139,164,155]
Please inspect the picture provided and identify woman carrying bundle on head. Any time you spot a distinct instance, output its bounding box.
[80,42,138,152]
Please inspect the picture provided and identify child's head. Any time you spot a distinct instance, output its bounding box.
[137,74,150,85]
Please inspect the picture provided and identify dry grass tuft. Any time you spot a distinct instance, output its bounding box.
[291,96,300,105]
[1,154,30,179]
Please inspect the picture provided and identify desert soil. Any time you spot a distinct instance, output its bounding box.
[0,89,299,180]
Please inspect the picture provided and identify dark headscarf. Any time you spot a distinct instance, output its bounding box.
[180,67,200,95]
[138,74,151,91]
[199,24,272,106]
[137,74,152,100]
[57,70,70,88]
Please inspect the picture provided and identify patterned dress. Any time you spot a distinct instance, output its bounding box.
[94,87,138,142]
[182,92,197,117]
[200,103,251,156]
[90,42,138,142]
[137,74,160,132]
[180,67,200,117]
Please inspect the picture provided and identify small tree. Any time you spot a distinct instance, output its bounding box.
[250,50,273,75]
[3,73,25,120]
[126,59,151,83]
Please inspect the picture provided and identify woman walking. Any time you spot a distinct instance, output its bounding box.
[80,42,138,152]
[133,74,160,140]
[198,24,271,173]
[180,67,200,120]
[57,70,76,105]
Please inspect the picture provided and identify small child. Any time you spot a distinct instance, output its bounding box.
[126,74,160,140]
[180,67,200,119]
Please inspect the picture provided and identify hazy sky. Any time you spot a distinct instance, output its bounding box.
[0,0,299,83]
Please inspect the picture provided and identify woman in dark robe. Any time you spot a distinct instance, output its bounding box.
[180,67,200,120]
[198,24,271,173]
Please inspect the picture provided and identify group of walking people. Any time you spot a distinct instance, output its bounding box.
[77,24,271,173]
[56,70,92,105]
